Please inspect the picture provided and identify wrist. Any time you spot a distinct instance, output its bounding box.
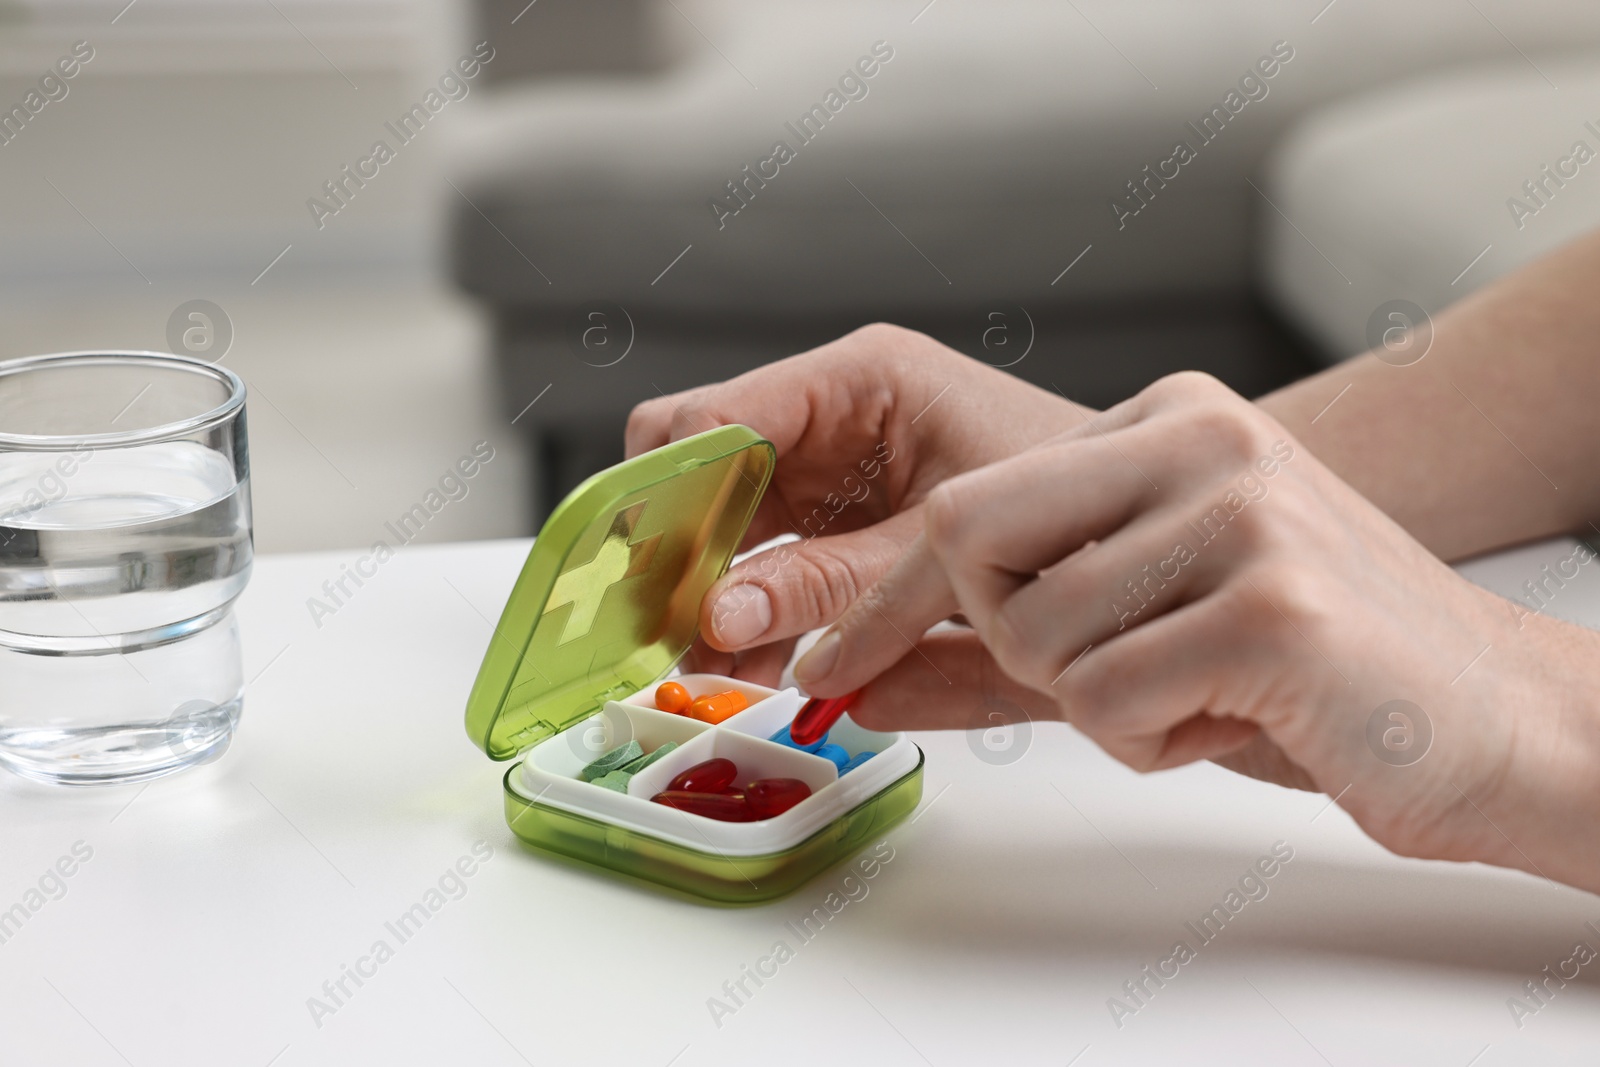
[1470,608,1600,893]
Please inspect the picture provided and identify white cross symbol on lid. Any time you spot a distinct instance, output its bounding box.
[543,501,662,645]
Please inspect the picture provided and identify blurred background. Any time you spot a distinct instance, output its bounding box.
[2,0,1599,551]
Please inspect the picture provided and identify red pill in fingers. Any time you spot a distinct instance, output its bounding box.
[651,790,754,822]
[745,777,812,819]
[666,757,738,794]
[789,690,861,746]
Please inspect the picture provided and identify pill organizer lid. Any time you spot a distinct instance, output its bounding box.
[465,424,775,760]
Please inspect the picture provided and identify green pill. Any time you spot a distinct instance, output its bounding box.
[580,741,643,781]
[592,770,634,793]
[620,741,678,774]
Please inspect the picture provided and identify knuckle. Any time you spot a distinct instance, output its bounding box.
[668,401,707,440]
[1182,401,1275,465]
[921,480,968,555]
[1143,370,1229,408]
[786,545,870,627]
[1058,708,1159,772]
[849,321,916,350]
[624,398,667,445]
[987,606,1053,690]
[1224,504,1280,556]
[1235,562,1334,651]
[1213,483,1295,555]
[1050,632,1114,721]
[1055,656,1120,736]
[846,322,955,380]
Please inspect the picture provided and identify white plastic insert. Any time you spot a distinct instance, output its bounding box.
[510,675,919,855]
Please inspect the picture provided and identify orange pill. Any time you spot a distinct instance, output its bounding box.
[688,690,748,724]
[654,681,691,715]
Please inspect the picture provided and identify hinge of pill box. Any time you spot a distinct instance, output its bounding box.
[505,721,547,748]
[581,681,636,718]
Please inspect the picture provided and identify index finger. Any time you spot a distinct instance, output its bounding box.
[623,383,719,459]
[623,327,924,461]
[623,351,836,460]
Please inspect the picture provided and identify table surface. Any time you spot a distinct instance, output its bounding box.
[3,536,1599,1067]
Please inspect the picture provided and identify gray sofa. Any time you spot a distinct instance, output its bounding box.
[1261,55,1600,358]
[448,0,1600,514]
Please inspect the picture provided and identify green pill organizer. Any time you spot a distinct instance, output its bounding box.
[464,424,925,904]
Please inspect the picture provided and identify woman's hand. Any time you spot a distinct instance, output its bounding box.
[625,323,1089,684]
[795,372,1600,892]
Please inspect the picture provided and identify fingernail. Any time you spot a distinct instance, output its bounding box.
[710,583,772,647]
[795,630,841,686]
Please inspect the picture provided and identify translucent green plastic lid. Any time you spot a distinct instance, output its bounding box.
[465,424,775,760]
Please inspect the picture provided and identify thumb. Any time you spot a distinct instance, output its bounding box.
[701,509,924,652]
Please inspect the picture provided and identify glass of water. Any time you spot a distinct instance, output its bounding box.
[0,351,252,785]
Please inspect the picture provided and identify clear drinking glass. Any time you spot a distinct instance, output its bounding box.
[0,351,252,785]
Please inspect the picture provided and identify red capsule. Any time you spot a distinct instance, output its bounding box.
[667,757,738,794]
[745,777,812,820]
[651,790,754,822]
[789,690,861,746]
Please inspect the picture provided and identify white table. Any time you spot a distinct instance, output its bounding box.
[3,537,1598,1066]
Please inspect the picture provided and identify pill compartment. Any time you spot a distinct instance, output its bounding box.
[623,719,838,800]
[517,701,709,829]
[618,673,789,720]
[467,425,924,904]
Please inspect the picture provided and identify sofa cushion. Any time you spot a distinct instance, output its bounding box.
[447,1,1600,314]
[1260,55,1600,360]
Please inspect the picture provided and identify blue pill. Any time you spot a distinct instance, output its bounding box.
[815,743,850,770]
[770,724,828,753]
[838,751,877,775]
